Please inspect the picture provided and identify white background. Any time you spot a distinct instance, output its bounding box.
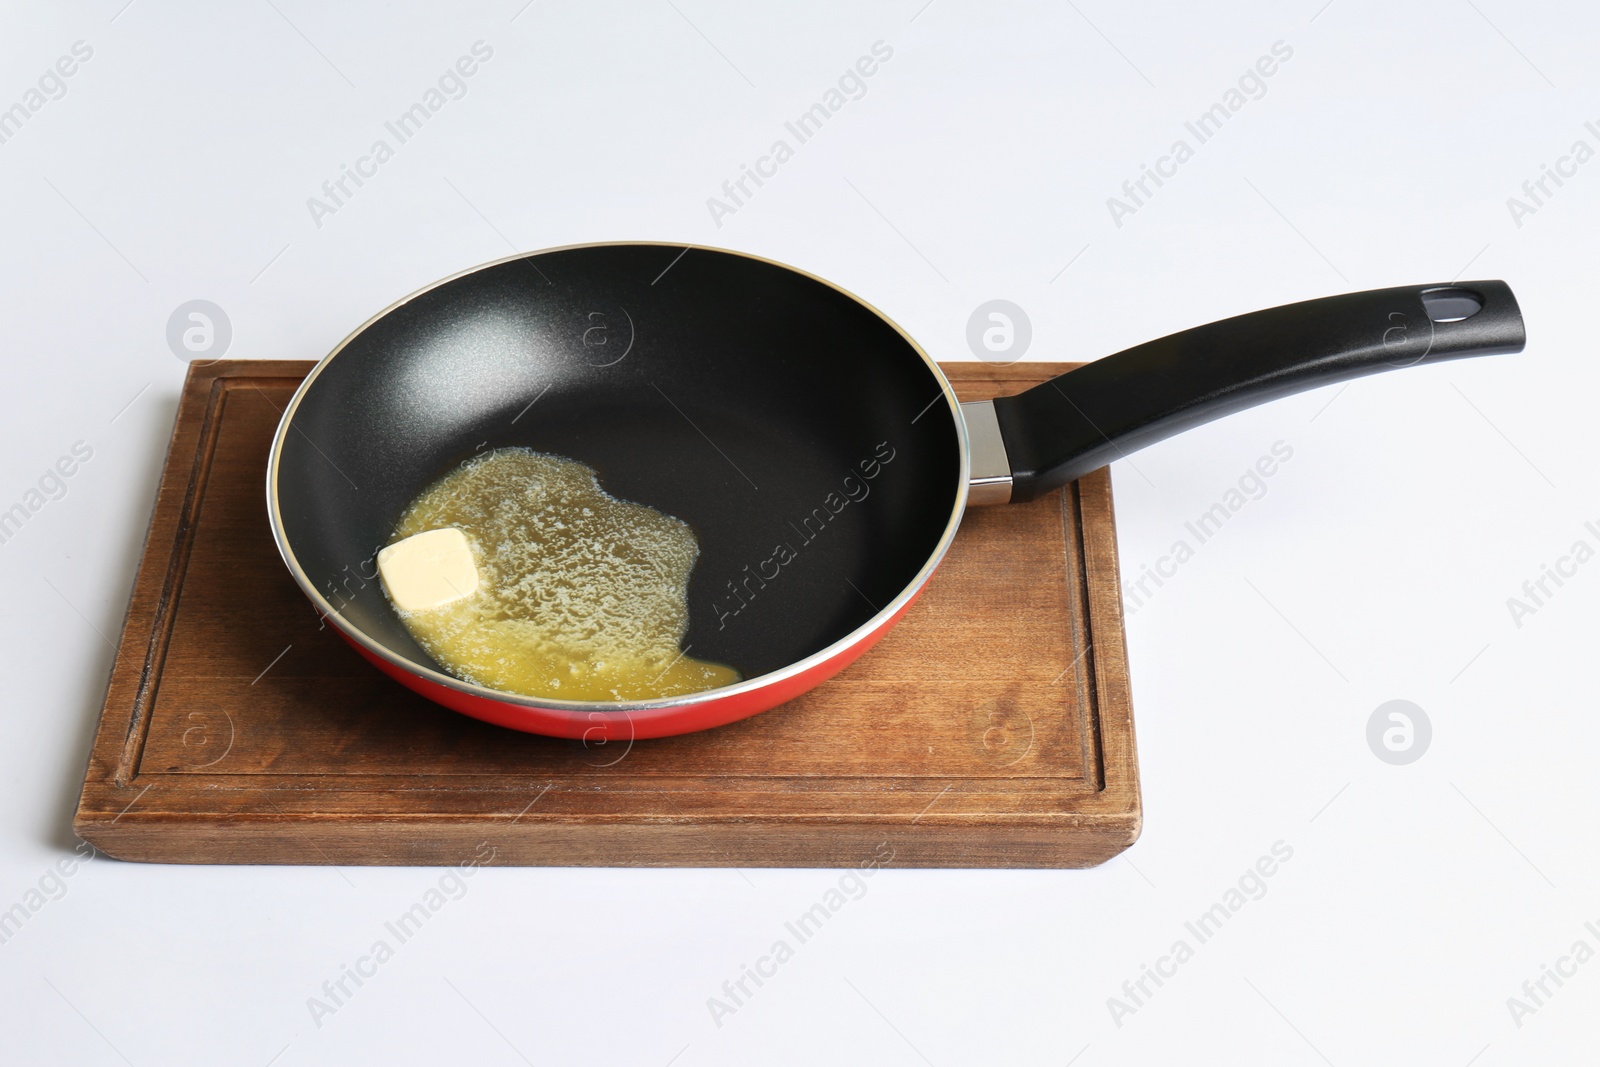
[1,1,1596,1063]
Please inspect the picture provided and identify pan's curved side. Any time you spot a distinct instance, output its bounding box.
[340,579,933,739]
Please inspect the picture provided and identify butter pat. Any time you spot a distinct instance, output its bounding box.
[377,527,479,612]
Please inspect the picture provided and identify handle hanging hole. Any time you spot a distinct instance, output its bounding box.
[1421,288,1484,323]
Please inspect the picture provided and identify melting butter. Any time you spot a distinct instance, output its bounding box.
[386,447,739,701]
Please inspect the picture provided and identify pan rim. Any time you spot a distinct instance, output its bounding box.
[265,240,969,714]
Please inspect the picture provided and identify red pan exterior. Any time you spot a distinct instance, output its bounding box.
[340,581,930,740]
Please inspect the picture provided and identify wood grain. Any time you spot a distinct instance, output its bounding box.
[74,360,1140,867]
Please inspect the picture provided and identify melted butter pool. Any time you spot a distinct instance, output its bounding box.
[386,448,739,702]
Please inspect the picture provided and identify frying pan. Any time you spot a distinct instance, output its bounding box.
[266,243,1524,740]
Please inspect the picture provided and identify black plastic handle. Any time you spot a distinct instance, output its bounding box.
[992,280,1525,501]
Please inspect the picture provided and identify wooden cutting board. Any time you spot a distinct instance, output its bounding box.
[74,359,1139,868]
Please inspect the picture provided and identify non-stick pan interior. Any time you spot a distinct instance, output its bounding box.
[273,245,962,689]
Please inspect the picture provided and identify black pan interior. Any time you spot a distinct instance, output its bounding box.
[275,245,962,687]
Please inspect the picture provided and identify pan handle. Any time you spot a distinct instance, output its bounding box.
[979,280,1525,503]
